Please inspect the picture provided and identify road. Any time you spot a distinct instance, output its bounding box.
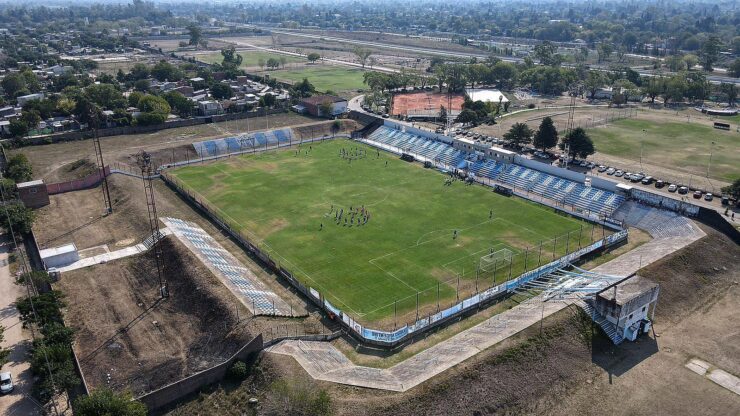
[0,237,41,416]
[243,26,740,85]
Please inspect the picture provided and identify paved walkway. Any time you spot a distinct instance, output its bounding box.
[53,228,171,273]
[266,213,706,392]
[0,238,42,415]
[685,358,740,396]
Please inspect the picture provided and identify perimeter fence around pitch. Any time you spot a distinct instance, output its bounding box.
[160,137,628,348]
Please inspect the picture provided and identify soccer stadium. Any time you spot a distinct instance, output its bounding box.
[166,120,632,344]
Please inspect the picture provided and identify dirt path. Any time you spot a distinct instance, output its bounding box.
[0,238,42,416]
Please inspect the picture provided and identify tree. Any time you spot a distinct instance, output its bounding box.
[584,71,606,99]
[503,122,533,147]
[1,72,28,99]
[662,75,686,106]
[721,178,740,200]
[641,77,662,104]
[0,202,35,234]
[150,60,183,82]
[257,58,265,71]
[533,117,558,151]
[74,389,147,416]
[84,84,126,109]
[699,36,722,71]
[266,58,280,70]
[162,91,194,117]
[683,54,699,71]
[128,63,150,81]
[533,41,561,67]
[187,24,202,47]
[291,78,315,98]
[5,153,33,182]
[133,79,150,92]
[220,46,243,68]
[137,95,170,115]
[331,120,341,136]
[8,119,28,138]
[0,326,9,368]
[210,83,232,100]
[279,56,287,69]
[259,93,276,108]
[307,53,321,64]
[597,43,614,63]
[353,47,372,68]
[559,127,595,160]
[729,59,740,78]
[720,83,737,107]
[318,100,334,118]
[455,108,479,126]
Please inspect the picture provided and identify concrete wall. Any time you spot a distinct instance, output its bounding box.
[136,335,263,411]
[46,166,111,195]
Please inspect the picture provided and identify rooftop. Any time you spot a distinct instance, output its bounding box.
[16,179,44,188]
[301,94,347,105]
[597,275,658,306]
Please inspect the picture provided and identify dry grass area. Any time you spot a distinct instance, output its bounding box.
[58,236,254,396]
[165,226,739,416]
[11,112,315,181]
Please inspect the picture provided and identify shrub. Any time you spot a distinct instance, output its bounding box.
[227,360,248,381]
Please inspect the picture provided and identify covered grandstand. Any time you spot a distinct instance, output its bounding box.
[192,128,295,158]
[364,125,625,217]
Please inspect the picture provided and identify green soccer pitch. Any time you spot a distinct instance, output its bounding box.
[171,139,597,325]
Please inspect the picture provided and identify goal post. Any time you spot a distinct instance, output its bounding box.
[478,248,513,272]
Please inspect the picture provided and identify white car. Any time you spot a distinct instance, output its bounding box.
[668,184,678,192]
[614,170,624,177]
[606,167,616,175]
[597,165,608,172]
[0,372,13,394]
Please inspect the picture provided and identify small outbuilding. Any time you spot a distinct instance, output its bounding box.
[299,95,348,117]
[40,243,80,269]
[593,275,659,342]
[16,179,50,208]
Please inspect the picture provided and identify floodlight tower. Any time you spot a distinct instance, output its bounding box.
[136,151,169,298]
[88,110,112,214]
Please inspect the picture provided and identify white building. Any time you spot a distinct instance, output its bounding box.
[593,275,659,342]
[17,92,44,106]
[40,243,80,269]
[465,88,509,104]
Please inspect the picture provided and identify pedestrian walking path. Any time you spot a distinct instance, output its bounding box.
[54,228,172,273]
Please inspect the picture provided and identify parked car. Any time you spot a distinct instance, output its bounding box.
[606,167,616,175]
[655,180,665,188]
[631,173,645,182]
[0,372,13,394]
[614,170,624,177]
[678,186,689,194]
[641,176,653,185]
[668,184,678,192]
[597,165,607,172]
[704,193,713,201]
[587,162,596,169]
[579,160,588,167]
[721,196,730,206]
[693,190,703,199]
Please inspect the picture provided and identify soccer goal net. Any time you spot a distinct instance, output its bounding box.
[479,248,513,272]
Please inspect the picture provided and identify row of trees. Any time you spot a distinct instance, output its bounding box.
[504,117,595,161]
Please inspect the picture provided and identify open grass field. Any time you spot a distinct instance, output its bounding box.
[170,139,595,326]
[193,50,306,67]
[587,117,740,182]
[267,65,367,93]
